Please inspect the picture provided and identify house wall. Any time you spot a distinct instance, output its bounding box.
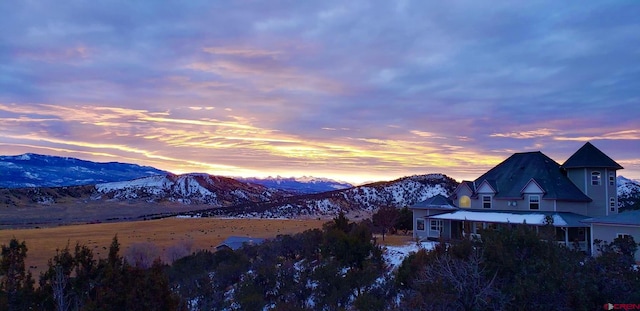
[412,209,451,240]
[591,223,640,262]
[566,168,619,218]
[454,186,473,208]
[412,209,428,239]
[466,195,556,212]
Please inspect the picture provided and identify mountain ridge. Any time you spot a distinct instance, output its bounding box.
[0,153,167,188]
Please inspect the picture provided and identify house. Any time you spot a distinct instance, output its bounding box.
[410,194,456,240]
[215,236,265,251]
[411,142,639,257]
[582,210,640,261]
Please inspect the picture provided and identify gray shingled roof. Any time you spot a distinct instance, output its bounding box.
[216,236,265,250]
[411,194,456,209]
[581,210,640,226]
[473,151,591,202]
[562,142,623,169]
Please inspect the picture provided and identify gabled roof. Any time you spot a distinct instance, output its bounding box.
[453,181,475,195]
[411,194,456,209]
[562,142,623,170]
[477,180,497,193]
[520,178,545,194]
[581,210,640,226]
[474,151,591,202]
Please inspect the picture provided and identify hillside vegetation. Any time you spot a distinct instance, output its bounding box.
[1,214,638,310]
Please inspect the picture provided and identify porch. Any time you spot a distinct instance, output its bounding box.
[422,210,591,253]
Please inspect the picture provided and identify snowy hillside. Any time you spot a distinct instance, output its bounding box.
[190,174,459,218]
[617,176,640,210]
[94,173,291,206]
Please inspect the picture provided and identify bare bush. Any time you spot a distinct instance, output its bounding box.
[164,239,194,263]
[125,242,161,269]
[416,249,505,311]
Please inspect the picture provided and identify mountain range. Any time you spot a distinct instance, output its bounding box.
[0,153,639,225]
[0,153,352,194]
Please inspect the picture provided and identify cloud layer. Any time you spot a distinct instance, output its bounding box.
[1,1,639,183]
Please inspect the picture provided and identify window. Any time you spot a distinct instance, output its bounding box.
[459,195,471,208]
[416,219,425,231]
[617,233,630,239]
[609,173,615,186]
[610,197,616,212]
[529,195,540,210]
[430,220,443,232]
[482,195,491,209]
[591,171,601,186]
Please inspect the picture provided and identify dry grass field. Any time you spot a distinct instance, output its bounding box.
[0,217,415,278]
[0,217,327,276]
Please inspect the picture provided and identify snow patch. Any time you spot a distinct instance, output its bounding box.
[384,242,437,271]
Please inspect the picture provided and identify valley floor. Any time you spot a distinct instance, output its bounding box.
[0,216,417,278]
[0,217,329,277]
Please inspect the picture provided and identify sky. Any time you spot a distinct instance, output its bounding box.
[1,1,639,184]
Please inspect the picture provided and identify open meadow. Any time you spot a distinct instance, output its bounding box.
[0,216,415,277]
[0,217,327,276]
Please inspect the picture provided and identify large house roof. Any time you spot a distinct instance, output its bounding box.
[562,142,623,170]
[474,151,591,202]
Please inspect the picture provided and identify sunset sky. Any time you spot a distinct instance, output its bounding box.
[1,1,639,184]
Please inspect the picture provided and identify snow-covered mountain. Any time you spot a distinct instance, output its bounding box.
[0,153,167,188]
[189,174,459,218]
[237,176,353,194]
[617,176,640,211]
[94,173,292,206]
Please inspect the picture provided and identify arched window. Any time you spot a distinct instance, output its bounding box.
[591,171,601,186]
[459,195,471,208]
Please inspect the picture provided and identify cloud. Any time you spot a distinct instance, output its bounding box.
[1,1,639,182]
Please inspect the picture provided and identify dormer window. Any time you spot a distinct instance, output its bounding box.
[529,195,540,210]
[591,171,601,186]
[482,195,491,209]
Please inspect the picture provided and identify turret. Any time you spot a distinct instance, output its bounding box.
[562,142,623,216]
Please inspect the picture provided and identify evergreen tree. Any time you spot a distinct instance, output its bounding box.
[0,238,35,311]
[395,206,413,235]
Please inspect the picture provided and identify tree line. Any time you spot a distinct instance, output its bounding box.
[1,212,639,310]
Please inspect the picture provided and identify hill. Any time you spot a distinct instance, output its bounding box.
[617,176,640,211]
[0,153,166,188]
[186,174,459,218]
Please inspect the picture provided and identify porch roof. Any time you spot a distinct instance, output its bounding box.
[427,210,589,227]
[581,210,640,226]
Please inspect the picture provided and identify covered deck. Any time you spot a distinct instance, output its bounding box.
[424,210,591,252]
